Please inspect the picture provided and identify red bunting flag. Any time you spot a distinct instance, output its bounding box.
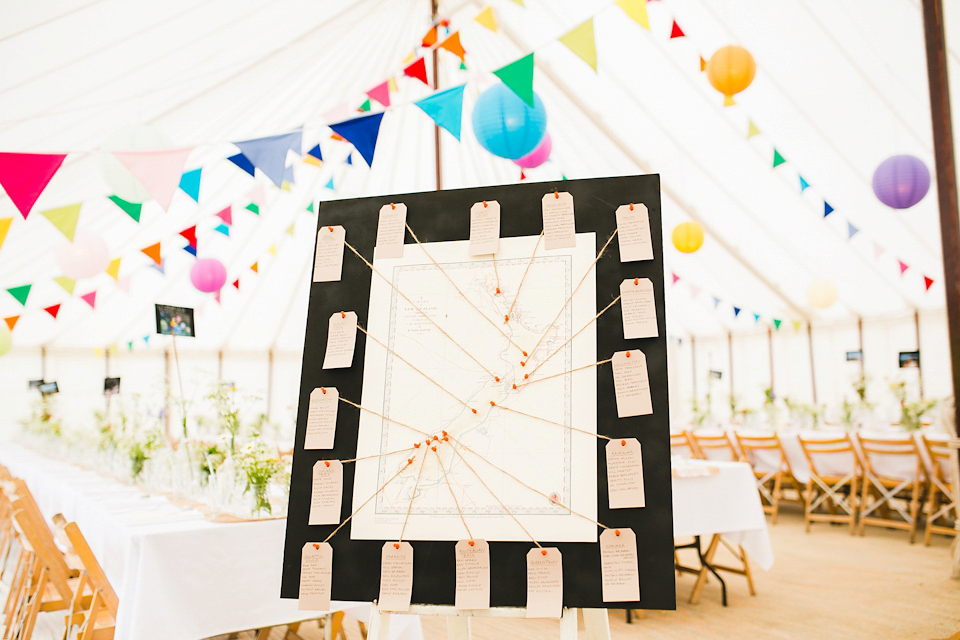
[438,32,466,61]
[4,316,18,331]
[44,304,61,319]
[669,21,685,38]
[141,242,162,266]
[404,58,429,85]
[520,170,526,180]
[80,291,96,309]
[232,279,240,290]
[179,225,197,248]
[924,275,934,291]
[0,152,68,219]
[898,259,909,275]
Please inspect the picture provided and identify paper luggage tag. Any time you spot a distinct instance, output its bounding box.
[309,460,343,525]
[322,311,357,369]
[299,542,333,610]
[304,387,338,449]
[469,201,500,256]
[375,203,407,259]
[620,278,658,339]
[313,225,346,282]
[606,438,645,509]
[615,204,653,262]
[455,539,490,610]
[379,541,414,612]
[611,350,653,417]
[599,528,640,602]
[541,191,576,250]
[526,547,563,618]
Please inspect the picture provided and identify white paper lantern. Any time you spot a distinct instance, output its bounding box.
[807,280,837,309]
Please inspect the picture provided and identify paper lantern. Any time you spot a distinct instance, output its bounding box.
[0,324,11,357]
[872,155,930,209]
[515,132,552,169]
[472,83,547,160]
[706,46,756,106]
[190,258,227,293]
[807,280,837,309]
[55,231,110,280]
[672,221,704,253]
[99,125,173,202]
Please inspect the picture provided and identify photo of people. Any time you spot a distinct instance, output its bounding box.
[155,304,196,337]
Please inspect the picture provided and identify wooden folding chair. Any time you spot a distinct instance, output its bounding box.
[798,436,860,534]
[59,522,117,640]
[856,435,924,542]
[690,432,739,461]
[670,431,698,459]
[921,435,957,545]
[735,433,801,525]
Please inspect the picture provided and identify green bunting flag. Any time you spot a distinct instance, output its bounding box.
[772,149,786,167]
[358,100,371,112]
[494,53,535,106]
[245,203,260,215]
[306,201,315,213]
[6,285,31,306]
[108,195,142,223]
[773,319,782,330]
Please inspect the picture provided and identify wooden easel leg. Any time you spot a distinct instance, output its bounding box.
[559,608,578,640]
[446,613,471,640]
[582,608,611,640]
[367,607,391,640]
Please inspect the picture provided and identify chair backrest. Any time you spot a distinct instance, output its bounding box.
[691,432,738,461]
[798,435,858,479]
[922,435,955,484]
[63,522,118,617]
[11,497,74,604]
[670,432,698,459]
[856,435,922,481]
[735,433,794,477]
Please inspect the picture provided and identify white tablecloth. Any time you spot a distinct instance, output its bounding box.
[0,442,423,640]
[672,460,774,570]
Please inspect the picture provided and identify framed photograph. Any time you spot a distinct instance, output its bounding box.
[38,381,59,395]
[28,379,44,389]
[155,304,195,337]
[104,377,121,395]
[845,350,863,362]
[899,351,920,368]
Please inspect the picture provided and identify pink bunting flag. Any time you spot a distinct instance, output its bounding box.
[214,290,221,304]
[873,242,885,259]
[248,183,265,206]
[671,272,681,285]
[366,81,391,108]
[113,148,193,211]
[0,152,68,218]
[898,259,909,275]
[80,291,96,309]
[215,206,232,226]
[116,276,132,294]
[689,284,701,298]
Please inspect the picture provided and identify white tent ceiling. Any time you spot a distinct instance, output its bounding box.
[0,0,958,353]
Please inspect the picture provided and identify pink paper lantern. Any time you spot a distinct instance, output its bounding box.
[190,258,227,293]
[514,132,552,169]
[55,231,110,280]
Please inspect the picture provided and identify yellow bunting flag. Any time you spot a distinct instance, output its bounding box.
[792,321,802,332]
[53,276,75,295]
[699,55,707,72]
[403,50,415,65]
[559,18,597,71]
[94,347,102,357]
[281,181,292,192]
[268,244,277,257]
[286,224,295,236]
[474,6,498,32]
[746,120,761,138]
[616,0,649,30]
[510,0,523,5]
[388,76,398,92]
[251,262,259,273]
[106,257,121,281]
[40,203,81,241]
[0,218,11,252]
[303,155,323,168]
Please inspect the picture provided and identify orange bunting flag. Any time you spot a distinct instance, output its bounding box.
[669,20,685,38]
[699,55,707,72]
[422,26,438,47]
[438,32,466,61]
[4,316,19,331]
[250,262,259,273]
[141,242,162,266]
[44,304,61,319]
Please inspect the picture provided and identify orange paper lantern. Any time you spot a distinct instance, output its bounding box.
[706,46,756,106]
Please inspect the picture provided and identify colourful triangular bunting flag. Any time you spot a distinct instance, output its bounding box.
[250,262,259,273]
[233,132,300,188]
[141,242,162,266]
[700,55,707,71]
[671,272,680,285]
[306,201,315,213]
[367,81,391,108]
[415,84,466,140]
[40,203,81,241]
[404,58,429,85]
[669,20,684,38]
[924,275,934,291]
[329,113,384,167]
[325,178,335,190]
[179,168,201,202]
[438,32,465,61]
[183,244,197,257]
[345,153,353,165]
[149,259,165,275]
[268,244,277,257]
[106,257,121,281]
[108,195,141,223]
[4,316,18,331]
[792,321,802,332]
[113,148,192,211]
[286,223,295,236]
[6,285,30,306]
[747,120,761,138]
[214,223,230,237]
[873,242,885,259]
[358,100,371,113]
[847,222,859,239]
[753,313,761,323]
[422,26,438,47]
[215,206,232,225]
[559,19,597,71]
[0,218,10,251]
[494,53,534,106]
[616,0,649,30]
[475,6,497,31]
[245,203,260,215]
[306,144,323,163]
[799,176,810,192]
[898,259,909,275]
[824,201,834,217]
[712,296,721,308]
[733,306,741,318]
[227,153,257,177]
[44,304,60,319]
[179,225,197,248]
[232,279,239,290]
[0,152,67,218]
[80,291,96,309]
[53,276,75,295]
[388,77,398,92]
[772,149,786,167]
[773,319,782,330]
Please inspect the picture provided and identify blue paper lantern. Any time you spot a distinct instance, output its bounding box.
[872,155,930,209]
[471,84,547,160]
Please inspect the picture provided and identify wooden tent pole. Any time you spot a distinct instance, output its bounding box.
[807,323,817,405]
[727,331,734,407]
[767,327,774,393]
[921,0,960,436]
[431,0,442,191]
[915,310,924,399]
[858,317,865,375]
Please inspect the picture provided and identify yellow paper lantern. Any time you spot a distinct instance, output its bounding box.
[0,324,11,357]
[807,280,837,309]
[672,222,704,253]
[706,45,756,106]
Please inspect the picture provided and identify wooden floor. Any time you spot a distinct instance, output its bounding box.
[17,509,960,639]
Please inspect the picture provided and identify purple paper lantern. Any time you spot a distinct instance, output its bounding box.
[872,155,930,209]
[514,132,552,169]
[190,258,227,293]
